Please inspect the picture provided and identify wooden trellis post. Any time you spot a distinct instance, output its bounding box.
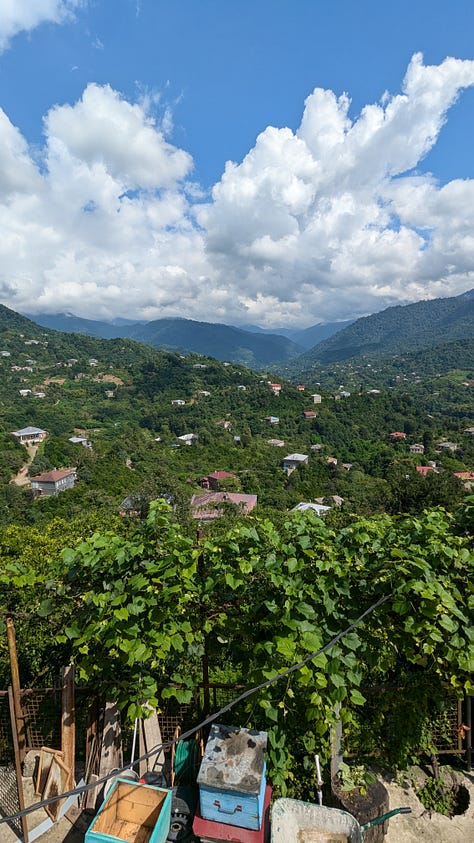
[6,617,26,763]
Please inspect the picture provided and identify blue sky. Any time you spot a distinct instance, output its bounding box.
[1,1,474,327]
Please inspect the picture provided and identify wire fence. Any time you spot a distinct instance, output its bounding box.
[0,682,465,772]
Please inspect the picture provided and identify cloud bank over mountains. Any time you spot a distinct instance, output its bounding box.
[1,41,474,326]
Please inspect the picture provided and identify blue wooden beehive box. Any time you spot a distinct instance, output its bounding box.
[85,778,171,843]
[197,724,267,831]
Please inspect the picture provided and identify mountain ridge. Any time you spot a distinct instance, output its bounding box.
[297,289,474,366]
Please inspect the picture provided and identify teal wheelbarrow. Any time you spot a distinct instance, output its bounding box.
[271,797,411,842]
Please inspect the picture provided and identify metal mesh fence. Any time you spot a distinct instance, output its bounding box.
[20,688,62,752]
[430,697,463,754]
[343,684,464,760]
[0,683,466,772]
[0,763,22,840]
[0,693,12,764]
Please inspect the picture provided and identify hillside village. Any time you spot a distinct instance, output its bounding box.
[1,306,473,527]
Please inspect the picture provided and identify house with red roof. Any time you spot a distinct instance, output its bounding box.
[416,466,437,477]
[454,471,474,481]
[200,471,238,491]
[30,468,76,497]
[453,471,474,488]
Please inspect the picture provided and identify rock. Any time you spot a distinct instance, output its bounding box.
[22,750,40,779]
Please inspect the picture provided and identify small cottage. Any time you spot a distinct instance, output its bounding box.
[283,453,309,472]
[200,471,238,491]
[292,502,331,516]
[30,469,76,497]
[11,426,47,445]
[177,433,198,445]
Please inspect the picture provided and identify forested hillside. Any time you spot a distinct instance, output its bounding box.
[289,336,474,389]
[26,310,303,368]
[297,289,474,366]
[1,302,473,529]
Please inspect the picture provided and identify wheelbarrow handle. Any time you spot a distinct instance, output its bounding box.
[361,806,412,832]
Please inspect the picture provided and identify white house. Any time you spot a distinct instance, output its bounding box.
[69,436,91,448]
[269,383,282,395]
[292,502,331,516]
[283,453,309,472]
[11,426,47,445]
[178,433,198,445]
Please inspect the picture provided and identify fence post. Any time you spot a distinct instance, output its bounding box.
[330,703,343,780]
[8,686,29,843]
[6,617,26,763]
[61,665,75,788]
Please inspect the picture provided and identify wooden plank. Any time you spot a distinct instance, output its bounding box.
[82,698,100,808]
[84,773,100,811]
[142,710,165,773]
[85,697,100,773]
[98,701,123,778]
[61,665,75,789]
[36,747,63,796]
[43,754,71,822]
[43,755,71,822]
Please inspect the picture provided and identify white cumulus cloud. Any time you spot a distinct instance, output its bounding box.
[201,53,474,325]
[1,54,474,327]
[0,1,81,52]
[0,84,206,320]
